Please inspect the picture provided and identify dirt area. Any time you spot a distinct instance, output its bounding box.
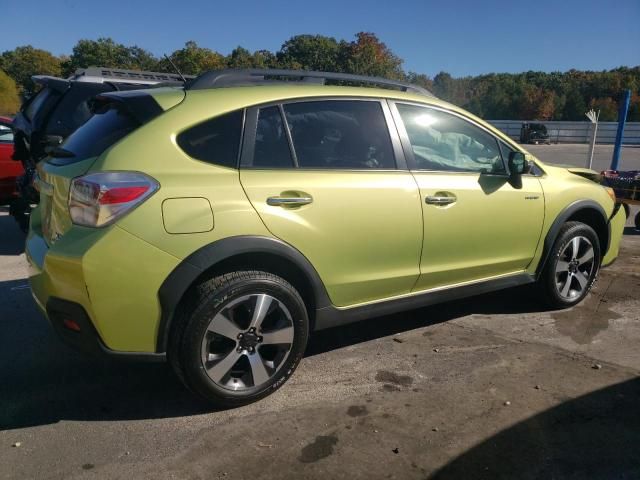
[0,144,639,479]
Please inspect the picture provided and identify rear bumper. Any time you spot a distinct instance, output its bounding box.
[26,207,179,355]
[602,203,627,267]
[44,297,164,361]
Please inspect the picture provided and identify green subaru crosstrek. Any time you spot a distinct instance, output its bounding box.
[27,69,627,406]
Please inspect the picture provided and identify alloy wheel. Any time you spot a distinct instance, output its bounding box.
[200,293,295,391]
[554,236,596,300]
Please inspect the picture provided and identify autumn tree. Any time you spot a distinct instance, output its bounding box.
[0,46,62,94]
[338,32,403,79]
[0,69,20,115]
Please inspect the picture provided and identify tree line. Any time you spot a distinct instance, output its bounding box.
[1,33,638,121]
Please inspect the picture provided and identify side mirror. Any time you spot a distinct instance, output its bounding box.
[43,135,64,154]
[44,135,64,146]
[508,151,528,176]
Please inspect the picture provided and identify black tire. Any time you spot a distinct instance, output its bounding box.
[538,221,600,309]
[635,211,640,230]
[168,270,309,408]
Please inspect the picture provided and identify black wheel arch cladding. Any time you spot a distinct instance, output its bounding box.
[156,235,330,353]
[536,199,610,279]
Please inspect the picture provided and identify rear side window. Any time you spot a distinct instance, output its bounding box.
[50,106,139,165]
[250,106,294,168]
[283,100,395,169]
[177,110,243,168]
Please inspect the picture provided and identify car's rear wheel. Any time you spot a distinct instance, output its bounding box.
[169,271,309,407]
[539,221,600,308]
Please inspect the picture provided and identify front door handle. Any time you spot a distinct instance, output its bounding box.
[425,195,457,206]
[266,196,313,207]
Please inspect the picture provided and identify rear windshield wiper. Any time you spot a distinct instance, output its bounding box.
[50,147,76,158]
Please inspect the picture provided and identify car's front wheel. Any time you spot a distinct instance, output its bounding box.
[539,221,600,308]
[169,271,309,407]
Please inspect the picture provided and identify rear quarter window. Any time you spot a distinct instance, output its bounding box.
[176,110,244,169]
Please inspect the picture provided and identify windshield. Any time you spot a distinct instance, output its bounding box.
[48,106,139,165]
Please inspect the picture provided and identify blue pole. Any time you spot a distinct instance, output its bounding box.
[611,89,631,171]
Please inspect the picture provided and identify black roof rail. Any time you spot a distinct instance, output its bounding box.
[73,67,195,84]
[186,69,434,96]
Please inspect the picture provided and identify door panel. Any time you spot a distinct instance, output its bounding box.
[241,170,422,306]
[389,101,545,291]
[239,99,422,307]
[411,172,544,291]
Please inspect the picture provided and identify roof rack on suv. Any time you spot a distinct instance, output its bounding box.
[187,69,434,96]
[72,67,195,84]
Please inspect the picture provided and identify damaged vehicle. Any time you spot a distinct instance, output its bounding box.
[26,69,627,407]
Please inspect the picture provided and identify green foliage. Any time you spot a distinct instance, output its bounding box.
[64,38,157,75]
[1,34,638,121]
[0,46,62,95]
[0,69,21,115]
[158,41,225,75]
[277,34,340,71]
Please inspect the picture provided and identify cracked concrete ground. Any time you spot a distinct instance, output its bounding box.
[1,145,639,479]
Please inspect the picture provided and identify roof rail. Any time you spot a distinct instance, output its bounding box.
[186,69,434,96]
[72,67,195,84]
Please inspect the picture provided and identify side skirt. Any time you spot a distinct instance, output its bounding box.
[314,272,535,330]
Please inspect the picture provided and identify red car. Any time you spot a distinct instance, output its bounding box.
[0,116,24,205]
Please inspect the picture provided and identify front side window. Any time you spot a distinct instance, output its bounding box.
[396,103,505,174]
[177,110,243,168]
[283,100,395,169]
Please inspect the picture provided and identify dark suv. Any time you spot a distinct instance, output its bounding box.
[520,122,551,145]
[10,67,190,229]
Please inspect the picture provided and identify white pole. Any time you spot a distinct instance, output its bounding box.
[585,110,600,169]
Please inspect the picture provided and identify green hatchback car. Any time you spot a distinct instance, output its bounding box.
[27,69,627,406]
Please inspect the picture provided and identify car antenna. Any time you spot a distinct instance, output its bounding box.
[164,54,187,83]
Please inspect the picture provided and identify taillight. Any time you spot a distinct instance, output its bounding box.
[69,172,159,227]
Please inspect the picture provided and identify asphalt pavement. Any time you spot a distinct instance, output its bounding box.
[0,144,639,479]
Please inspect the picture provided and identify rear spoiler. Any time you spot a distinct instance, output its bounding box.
[91,90,166,125]
[32,75,70,93]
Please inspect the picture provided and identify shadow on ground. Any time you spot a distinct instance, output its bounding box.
[0,207,556,430]
[306,285,546,356]
[0,209,24,255]
[430,377,640,480]
[0,274,548,431]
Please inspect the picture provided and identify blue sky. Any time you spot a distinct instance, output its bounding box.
[2,0,638,77]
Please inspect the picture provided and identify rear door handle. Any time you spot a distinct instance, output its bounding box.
[425,195,457,206]
[266,196,313,207]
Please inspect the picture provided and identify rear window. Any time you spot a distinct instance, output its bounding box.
[49,106,139,165]
[45,84,107,136]
[176,110,243,168]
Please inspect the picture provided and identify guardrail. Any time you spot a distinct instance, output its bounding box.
[488,120,640,145]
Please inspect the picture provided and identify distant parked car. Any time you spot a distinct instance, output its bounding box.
[520,122,551,145]
[0,117,24,205]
